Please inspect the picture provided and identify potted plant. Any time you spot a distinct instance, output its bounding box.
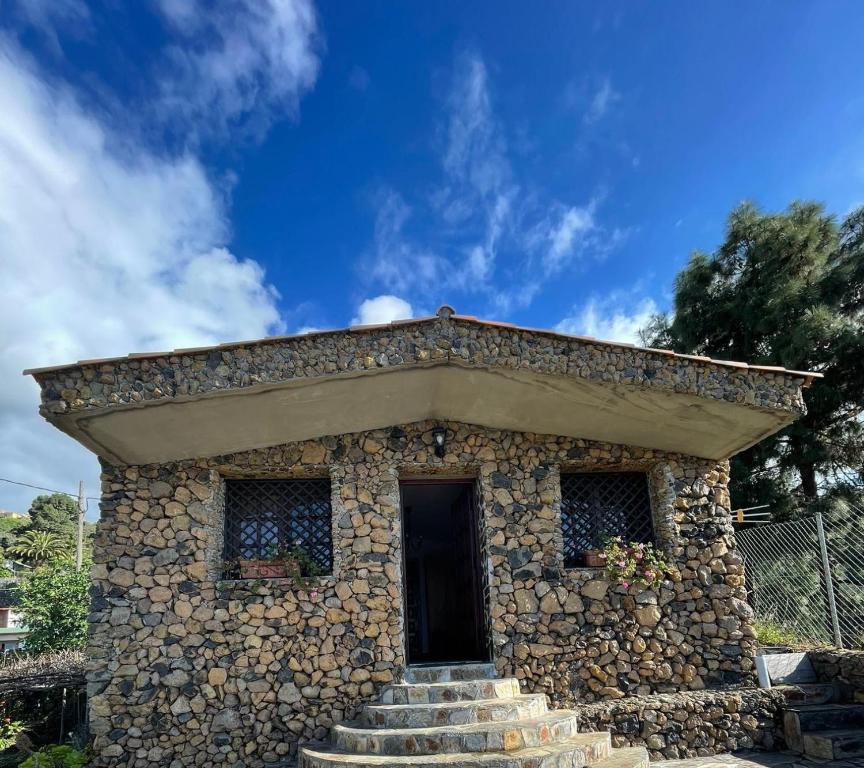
[236,540,322,581]
[601,536,670,589]
[582,531,610,567]
[237,552,298,579]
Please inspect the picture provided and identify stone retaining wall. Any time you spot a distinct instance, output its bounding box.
[573,688,785,759]
[87,420,756,767]
[809,648,864,692]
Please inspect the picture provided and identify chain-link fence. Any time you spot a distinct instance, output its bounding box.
[737,507,864,648]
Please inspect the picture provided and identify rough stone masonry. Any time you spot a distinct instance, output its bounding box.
[25,313,816,767]
[86,420,757,767]
[32,315,807,416]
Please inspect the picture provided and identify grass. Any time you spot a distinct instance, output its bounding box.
[754,617,816,648]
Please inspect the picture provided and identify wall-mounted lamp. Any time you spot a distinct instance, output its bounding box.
[432,426,447,458]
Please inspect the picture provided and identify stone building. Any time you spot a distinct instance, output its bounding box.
[26,306,818,767]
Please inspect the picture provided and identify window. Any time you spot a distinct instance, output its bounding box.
[224,479,333,573]
[560,471,653,568]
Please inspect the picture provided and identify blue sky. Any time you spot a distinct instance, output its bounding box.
[1,0,862,515]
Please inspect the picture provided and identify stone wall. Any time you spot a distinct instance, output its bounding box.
[34,314,806,417]
[809,648,864,694]
[87,420,756,767]
[572,689,785,760]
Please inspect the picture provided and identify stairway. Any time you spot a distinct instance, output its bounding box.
[299,663,649,768]
[784,702,864,759]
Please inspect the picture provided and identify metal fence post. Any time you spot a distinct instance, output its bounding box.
[815,509,843,648]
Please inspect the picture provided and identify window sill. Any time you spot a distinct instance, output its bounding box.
[215,575,336,593]
[559,566,610,580]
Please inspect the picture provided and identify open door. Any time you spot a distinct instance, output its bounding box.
[401,480,487,664]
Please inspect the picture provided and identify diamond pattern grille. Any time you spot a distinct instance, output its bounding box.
[560,472,653,567]
[224,479,333,573]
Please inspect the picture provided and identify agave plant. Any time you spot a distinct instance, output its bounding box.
[7,530,71,564]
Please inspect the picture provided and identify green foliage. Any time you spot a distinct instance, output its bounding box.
[0,516,27,555]
[601,537,670,588]
[0,716,24,751]
[25,495,78,543]
[19,745,88,768]
[740,502,864,648]
[747,548,830,643]
[10,493,94,565]
[17,561,89,654]
[754,618,810,648]
[0,671,87,764]
[265,541,322,577]
[7,531,71,565]
[643,201,864,518]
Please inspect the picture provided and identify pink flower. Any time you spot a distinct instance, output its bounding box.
[617,560,626,567]
[621,581,630,589]
[635,552,643,560]
[310,590,319,600]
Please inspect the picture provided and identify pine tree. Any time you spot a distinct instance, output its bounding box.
[25,493,78,543]
[643,201,864,518]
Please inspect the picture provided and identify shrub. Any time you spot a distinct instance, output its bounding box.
[19,745,88,768]
[16,561,89,654]
[754,617,812,648]
[0,716,24,750]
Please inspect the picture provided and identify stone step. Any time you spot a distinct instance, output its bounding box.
[784,703,864,752]
[802,728,864,760]
[590,747,650,768]
[404,664,498,684]
[299,732,612,768]
[363,695,549,729]
[381,679,520,705]
[775,682,837,706]
[333,711,579,755]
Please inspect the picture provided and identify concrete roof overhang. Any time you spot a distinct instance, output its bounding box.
[25,309,820,466]
[43,359,799,465]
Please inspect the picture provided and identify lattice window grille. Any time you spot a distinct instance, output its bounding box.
[560,472,654,568]
[224,479,333,573]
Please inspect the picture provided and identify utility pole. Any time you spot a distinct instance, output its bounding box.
[76,481,85,571]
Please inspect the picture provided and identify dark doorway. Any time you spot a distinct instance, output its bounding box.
[401,480,487,664]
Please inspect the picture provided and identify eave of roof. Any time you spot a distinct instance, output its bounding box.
[22,306,823,384]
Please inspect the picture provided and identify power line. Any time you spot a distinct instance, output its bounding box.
[0,477,100,504]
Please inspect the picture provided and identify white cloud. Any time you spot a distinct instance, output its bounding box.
[432,53,515,291]
[584,77,620,124]
[545,204,596,271]
[369,189,449,293]
[155,0,321,141]
[351,295,414,326]
[524,200,630,278]
[366,55,514,299]
[3,0,91,53]
[556,294,658,345]
[0,41,292,514]
[365,52,625,315]
[442,55,510,200]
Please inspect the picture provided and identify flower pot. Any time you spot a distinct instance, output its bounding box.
[583,551,606,568]
[238,559,301,579]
